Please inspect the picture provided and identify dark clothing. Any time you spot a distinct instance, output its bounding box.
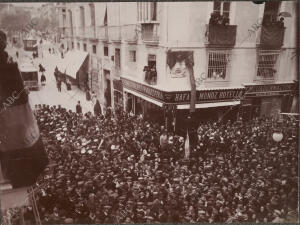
[41,74,46,83]
[94,100,102,116]
[76,104,82,114]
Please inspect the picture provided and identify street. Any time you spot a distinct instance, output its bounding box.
[6,41,93,114]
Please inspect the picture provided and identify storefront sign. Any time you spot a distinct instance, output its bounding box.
[245,83,296,97]
[122,78,245,104]
[122,78,165,101]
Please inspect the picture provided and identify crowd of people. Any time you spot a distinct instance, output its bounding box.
[6,103,297,224]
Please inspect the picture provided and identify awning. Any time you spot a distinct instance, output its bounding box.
[124,88,163,107]
[58,51,88,79]
[66,51,88,79]
[177,101,240,109]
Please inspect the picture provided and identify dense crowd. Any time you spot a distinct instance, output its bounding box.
[8,104,299,224]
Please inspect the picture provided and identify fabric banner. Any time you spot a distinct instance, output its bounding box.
[207,24,237,46]
[260,26,285,48]
[0,54,48,188]
[167,51,195,111]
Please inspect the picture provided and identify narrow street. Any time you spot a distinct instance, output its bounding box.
[7,42,93,114]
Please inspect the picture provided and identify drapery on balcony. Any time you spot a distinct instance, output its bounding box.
[121,24,138,43]
[97,26,108,41]
[85,26,96,39]
[141,23,159,45]
[108,26,121,42]
[205,24,237,47]
[259,25,285,49]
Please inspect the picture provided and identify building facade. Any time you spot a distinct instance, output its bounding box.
[62,1,298,132]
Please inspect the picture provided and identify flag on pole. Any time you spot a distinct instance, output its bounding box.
[184,131,190,159]
[0,37,48,188]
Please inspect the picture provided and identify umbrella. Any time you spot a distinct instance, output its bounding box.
[279,12,292,17]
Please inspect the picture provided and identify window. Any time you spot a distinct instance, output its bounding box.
[137,2,157,22]
[104,46,108,56]
[72,42,74,49]
[144,54,157,85]
[62,9,66,13]
[115,48,121,69]
[89,4,95,26]
[77,43,80,50]
[83,43,87,51]
[80,6,85,27]
[92,45,97,54]
[207,49,231,79]
[262,2,281,25]
[256,50,280,79]
[213,1,230,18]
[129,50,136,62]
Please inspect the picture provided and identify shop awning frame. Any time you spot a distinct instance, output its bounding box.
[177,101,241,109]
[124,88,164,107]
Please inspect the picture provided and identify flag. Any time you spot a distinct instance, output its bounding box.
[184,131,190,159]
[0,48,48,188]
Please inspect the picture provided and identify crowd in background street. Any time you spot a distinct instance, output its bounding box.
[5,103,298,224]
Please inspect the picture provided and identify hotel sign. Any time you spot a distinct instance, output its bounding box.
[122,78,245,104]
[245,83,296,97]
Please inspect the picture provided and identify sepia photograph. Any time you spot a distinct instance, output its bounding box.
[0,0,299,224]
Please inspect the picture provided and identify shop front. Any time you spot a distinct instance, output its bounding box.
[113,79,123,111]
[122,78,245,134]
[242,82,298,120]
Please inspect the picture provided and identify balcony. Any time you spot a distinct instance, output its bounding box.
[141,23,159,45]
[108,26,121,42]
[86,26,97,40]
[258,25,285,49]
[121,24,138,43]
[205,24,237,47]
[97,26,108,41]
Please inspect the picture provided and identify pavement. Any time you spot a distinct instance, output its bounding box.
[5,41,93,114]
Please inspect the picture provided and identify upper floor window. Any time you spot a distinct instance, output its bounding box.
[144,54,157,85]
[83,43,87,51]
[115,48,121,69]
[104,46,109,56]
[256,50,280,79]
[72,42,74,49]
[92,45,97,54]
[77,43,80,50]
[213,1,230,18]
[129,50,136,62]
[262,1,281,25]
[207,49,231,80]
[80,6,85,27]
[137,2,157,22]
[89,4,95,26]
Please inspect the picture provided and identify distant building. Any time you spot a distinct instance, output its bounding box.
[63,1,298,131]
